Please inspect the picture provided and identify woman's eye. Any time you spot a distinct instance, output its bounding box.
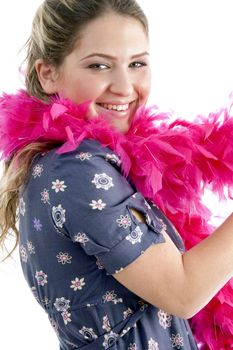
[88,63,109,70]
[130,61,147,68]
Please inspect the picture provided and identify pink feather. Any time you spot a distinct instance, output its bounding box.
[1,89,233,348]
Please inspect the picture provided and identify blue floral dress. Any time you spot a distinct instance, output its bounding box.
[19,139,198,350]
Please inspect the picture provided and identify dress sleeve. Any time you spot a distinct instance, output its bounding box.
[49,139,165,275]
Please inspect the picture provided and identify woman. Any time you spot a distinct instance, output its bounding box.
[1,0,233,349]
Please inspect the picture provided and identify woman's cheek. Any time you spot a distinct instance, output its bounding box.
[139,70,151,103]
[86,102,99,120]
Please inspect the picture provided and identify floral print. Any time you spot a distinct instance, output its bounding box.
[56,252,72,264]
[126,226,143,244]
[148,338,159,350]
[33,217,42,231]
[19,197,26,216]
[52,204,66,228]
[103,290,123,304]
[92,173,114,190]
[170,334,184,349]
[123,308,134,320]
[61,310,72,325]
[32,163,43,178]
[54,297,70,312]
[27,240,35,254]
[20,244,28,262]
[79,326,98,341]
[70,277,85,291]
[52,179,67,192]
[41,188,50,204]
[75,152,92,161]
[102,315,111,332]
[73,232,89,245]
[89,199,106,210]
[116,214,132,229]
[35,270,48,286]
[18,140,197,349]
[105,153,121,166]
[103,331,118,349]
[158,309,172,329]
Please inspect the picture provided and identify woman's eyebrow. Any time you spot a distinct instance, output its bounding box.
[80,52,149,61]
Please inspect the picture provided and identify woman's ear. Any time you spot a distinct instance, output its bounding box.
[35,59,59,94]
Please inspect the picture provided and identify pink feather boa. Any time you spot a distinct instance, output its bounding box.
[1,90,233,349]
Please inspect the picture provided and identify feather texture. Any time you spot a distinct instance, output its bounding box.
[1,90,233,348]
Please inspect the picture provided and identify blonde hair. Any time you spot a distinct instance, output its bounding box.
[26,0,148,102]
[0,0,148,260]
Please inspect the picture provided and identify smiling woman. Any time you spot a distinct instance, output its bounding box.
[1,1,233,350]
[34,12,151,133]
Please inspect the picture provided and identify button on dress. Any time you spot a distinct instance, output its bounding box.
[19,139,198,349]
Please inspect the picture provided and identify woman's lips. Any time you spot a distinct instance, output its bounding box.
[95,101,135,119]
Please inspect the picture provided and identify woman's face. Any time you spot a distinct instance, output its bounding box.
[48,13,151,133]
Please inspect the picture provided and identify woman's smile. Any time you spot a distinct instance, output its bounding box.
[39,12,151,133]
[93,100,138,131]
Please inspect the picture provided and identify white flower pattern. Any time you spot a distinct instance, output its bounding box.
[70,277,85,291]
[116,214,132,229]
[148,338,159,350]
[19,197,26,216]
[32,164,43,178]
[79,326,98,341]
[158,309,172,329]
[52,179,67,193]
[35,270,48,286]
[123,308,134,320]
[170,333,184,349]
[105,153,121,166]
[73,232,89,245]
[92,173,114,190]
[102,331,118,349]
[102,315,111,332]
[126,226,143,244]
[41,188,50,204]
[61,310,72,325]
[103,290,123,304]
[54,297,70,312]
[19,143,192,349]
[75,152,92,161]
[89,199,106,210]
[52,204,66,228]
[20,244,28,262]
[27,241,35,254]
[56,252,72,264]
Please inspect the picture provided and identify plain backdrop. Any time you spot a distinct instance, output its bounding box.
[0,1,233,349]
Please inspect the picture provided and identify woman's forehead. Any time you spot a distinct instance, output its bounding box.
[72,13,149,58]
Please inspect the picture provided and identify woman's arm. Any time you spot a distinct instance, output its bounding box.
[114,211,233,319]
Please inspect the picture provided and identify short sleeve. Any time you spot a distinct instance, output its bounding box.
[49,139,165,275]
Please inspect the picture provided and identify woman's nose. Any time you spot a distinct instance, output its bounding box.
[109,69,134,96]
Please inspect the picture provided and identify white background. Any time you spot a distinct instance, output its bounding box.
[0,1,233,349]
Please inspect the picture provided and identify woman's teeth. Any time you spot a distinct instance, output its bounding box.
[98,103,129,111]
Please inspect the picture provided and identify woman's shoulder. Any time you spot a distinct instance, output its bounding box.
[47,139,122,173]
